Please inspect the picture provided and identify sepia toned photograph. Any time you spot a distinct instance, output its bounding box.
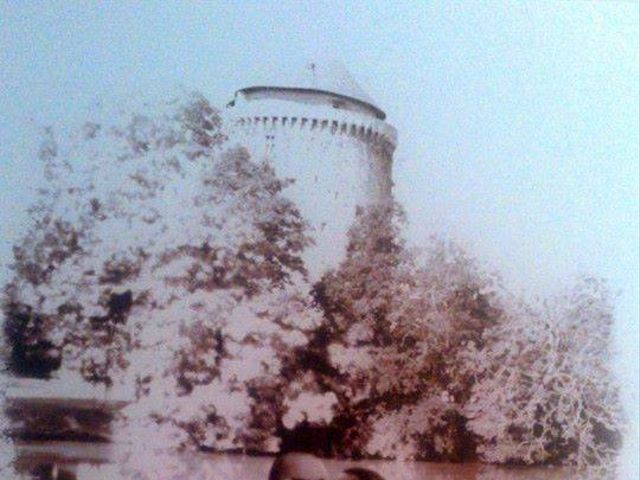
[0,2,638,479]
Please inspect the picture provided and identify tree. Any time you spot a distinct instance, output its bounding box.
[294,203,418,457]
[290,203,503,461]
[360,234,503,462]
[464,276,623,476]
[1,91,314,475]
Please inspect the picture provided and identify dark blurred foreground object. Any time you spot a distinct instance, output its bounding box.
[31,463,77,480]
[268,453,385,480]
[269,453,329,480]
[338,466,386,480]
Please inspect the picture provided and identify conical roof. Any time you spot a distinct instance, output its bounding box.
[237,60,385,119]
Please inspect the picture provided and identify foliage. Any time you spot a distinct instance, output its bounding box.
[291,204,502,461]
[464,276,623,473]
[293,201,621,471]
[0,90,624,476]
[1,91,314,475]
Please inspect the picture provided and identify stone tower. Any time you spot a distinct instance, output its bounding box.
[225,62,397,279]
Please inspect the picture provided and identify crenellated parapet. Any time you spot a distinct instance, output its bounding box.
[234,113,397,154]
[226,86,398,160]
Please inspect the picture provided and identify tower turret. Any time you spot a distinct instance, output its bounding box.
[226,61,397,278]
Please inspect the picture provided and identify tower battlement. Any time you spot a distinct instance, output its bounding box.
[235,112,396,153]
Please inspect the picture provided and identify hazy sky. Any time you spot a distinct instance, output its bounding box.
[1,0,638,472]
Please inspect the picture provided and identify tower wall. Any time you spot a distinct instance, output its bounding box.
[225,94,396,279]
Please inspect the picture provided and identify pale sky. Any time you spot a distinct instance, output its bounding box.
[1,1,638,473]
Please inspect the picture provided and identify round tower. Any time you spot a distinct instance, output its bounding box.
[225,62,397,279]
